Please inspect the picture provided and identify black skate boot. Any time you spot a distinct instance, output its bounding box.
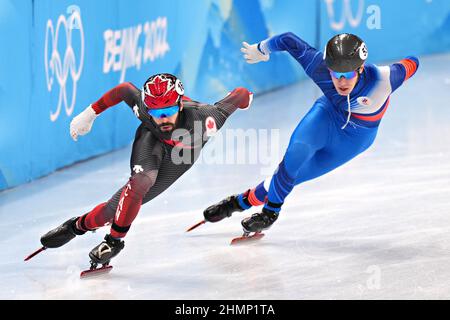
[241,208,279,233]
[40,217,86,248]
[89,234,124,266]
[203,194,248,223]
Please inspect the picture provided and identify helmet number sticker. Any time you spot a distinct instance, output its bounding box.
[175,79,184,95]
[359,43,368,60]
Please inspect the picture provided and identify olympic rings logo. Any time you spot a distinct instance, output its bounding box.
[45,9,84,122]
[325,0,365,31]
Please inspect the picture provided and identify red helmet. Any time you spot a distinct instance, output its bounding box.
[141,73,184,109]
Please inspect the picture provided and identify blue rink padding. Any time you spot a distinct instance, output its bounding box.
[0,0,449,191]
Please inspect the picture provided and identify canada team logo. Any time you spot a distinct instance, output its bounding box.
[325,0,365,31]
[45,10,84,122]
[141,74,184,107]
[205,117,217,137]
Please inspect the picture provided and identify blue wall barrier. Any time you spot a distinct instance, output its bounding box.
[318,0,450,62]
[1,0,449,191]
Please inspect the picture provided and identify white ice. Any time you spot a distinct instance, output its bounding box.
[1,54,450,299]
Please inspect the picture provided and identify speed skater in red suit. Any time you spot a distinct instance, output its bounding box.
[39,73,253,266]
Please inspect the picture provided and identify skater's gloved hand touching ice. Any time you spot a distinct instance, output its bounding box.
[241,41,270,64]
[70,105,98,141]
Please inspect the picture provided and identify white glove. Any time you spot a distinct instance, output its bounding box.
[241,41,270,64]
[70,105,98,141]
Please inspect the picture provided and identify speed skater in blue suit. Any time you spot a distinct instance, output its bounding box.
[200,32,419,237]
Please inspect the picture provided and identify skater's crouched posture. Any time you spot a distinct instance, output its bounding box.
[203,33,419,237]
[40,73,253,267]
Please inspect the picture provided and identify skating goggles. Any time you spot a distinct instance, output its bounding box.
[329,70,358,80]
[147,105,180,119]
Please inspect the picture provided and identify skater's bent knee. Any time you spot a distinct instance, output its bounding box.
[129,171,157,196]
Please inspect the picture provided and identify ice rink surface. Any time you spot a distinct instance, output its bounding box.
[1,54,450,299]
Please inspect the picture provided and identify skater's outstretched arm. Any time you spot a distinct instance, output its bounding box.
[70,82,141,141]
[91,82,140,113]
[389,56,420,92]
[241,32,333,95]
[215,87,253,116]
[195,87,253,131]
[242,32,324,78]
